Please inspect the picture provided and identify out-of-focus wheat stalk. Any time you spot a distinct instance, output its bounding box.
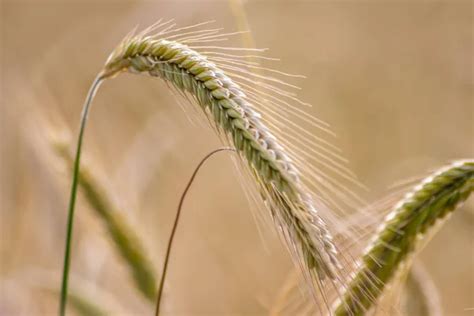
[67,291,106,316]
[53,140,157,303]
[334,160,474,316]
[1,265,127,315]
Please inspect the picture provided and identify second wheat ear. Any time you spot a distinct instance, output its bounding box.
[334,160,474,316]
[61,20,362,315]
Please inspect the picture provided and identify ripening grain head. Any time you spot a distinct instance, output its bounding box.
[334,160,474,316]
[98,20,366,307]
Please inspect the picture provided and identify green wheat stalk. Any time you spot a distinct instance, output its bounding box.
[60,76,103,315]
[334,160,474,316]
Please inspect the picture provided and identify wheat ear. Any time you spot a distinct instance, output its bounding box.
[55,142,157,302]
[333,160,474,316]
[101,25,342,288]
[62,21,363,313]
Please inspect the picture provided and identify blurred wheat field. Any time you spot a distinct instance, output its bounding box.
[1,1,473,315]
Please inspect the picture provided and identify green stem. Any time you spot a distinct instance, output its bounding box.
[155,147,234,316]
[60,75,104,316]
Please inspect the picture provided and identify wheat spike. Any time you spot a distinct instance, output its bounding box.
[101,24,347,294]
[333,160,474,316]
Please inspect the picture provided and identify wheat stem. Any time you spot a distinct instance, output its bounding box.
[60,75,103,316]
[334,160,474,316]
[155,147,234,316]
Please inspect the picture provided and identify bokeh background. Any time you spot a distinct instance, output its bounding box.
[1,1,473,315]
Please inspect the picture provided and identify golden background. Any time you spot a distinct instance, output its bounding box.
[1,1,472,315]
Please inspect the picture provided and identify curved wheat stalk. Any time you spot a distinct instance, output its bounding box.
[61,20,364,314]
[333,160,474,316]
[155,147,235,315]
[60,76,103,316]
